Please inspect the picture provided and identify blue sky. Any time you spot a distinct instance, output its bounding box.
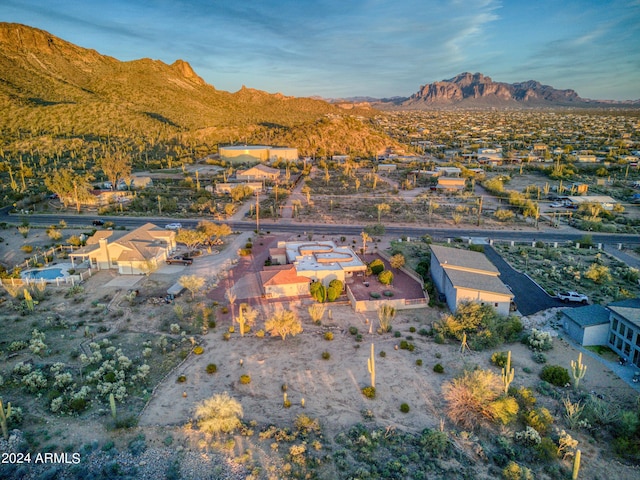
[2,0,639,100]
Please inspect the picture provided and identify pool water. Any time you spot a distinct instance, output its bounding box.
[22,268,65,281]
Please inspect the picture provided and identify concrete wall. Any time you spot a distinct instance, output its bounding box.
[455,286,511,317]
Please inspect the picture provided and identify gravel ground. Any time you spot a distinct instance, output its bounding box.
[0,430,249,480]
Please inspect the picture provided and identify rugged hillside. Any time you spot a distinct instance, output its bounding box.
[0,23,383,149]
[377,72,588,109]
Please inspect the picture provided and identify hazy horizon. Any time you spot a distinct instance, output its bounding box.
[1,0,639,101]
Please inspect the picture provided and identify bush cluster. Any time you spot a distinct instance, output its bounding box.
[540,365,570,386]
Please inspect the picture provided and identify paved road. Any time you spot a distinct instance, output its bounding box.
[484,245,568,315]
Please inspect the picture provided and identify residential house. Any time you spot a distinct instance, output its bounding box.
[69,223,176,274]
[377,164,397,173]
[430,245,513,316]
[607,298,640,366]
[263,241,366,292]
[259,265,311,298]
[561,304,611,346]
[214,182,263,195]
[236,164,280,182]
[436,177,466,192]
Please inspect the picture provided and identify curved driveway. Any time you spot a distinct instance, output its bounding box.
[484,245,567,315]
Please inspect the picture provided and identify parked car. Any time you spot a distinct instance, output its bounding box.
[549,202,564,208]
[165,223,182,230]
[166,255,193,265]
[557,291,589,304]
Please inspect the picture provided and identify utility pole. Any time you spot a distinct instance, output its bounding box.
[476,196,483,226]
[255,190,260,232]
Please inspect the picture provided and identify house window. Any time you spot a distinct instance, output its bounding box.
[609,333,616,346]
[619,324,626,337]
[612,318,618,331]
[494,303,499,307]
[624,342,631,356]
[627,328,633,341]
[617,337,623,350]
[636,335,640,347]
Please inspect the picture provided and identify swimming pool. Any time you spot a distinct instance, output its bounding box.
[21,265,71,283]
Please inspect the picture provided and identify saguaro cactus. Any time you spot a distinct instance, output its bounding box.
[572,449,581,480]
[0,398,12,440]
[23,289,34,312]
[571,353,587,389]
[368,343,376,388]
[501,350,515,394]
[109,393,117,420]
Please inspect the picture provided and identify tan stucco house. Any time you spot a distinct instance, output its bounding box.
[69,223,176,274]
[430,245,513,316]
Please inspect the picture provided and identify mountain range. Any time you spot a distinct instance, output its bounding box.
[0,22,637,152]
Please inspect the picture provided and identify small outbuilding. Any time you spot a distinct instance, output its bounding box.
[561,304,611,346]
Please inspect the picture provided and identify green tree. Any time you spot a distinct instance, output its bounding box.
[265,309,303,341]
[229,184,253,202]
[327,279,343,301]
[369,258,385,275]
[176,229,207,252]
[195,393,243,434]
[310,281,327,303]
[178,275,206,299]
[197,221,232,244]
[44,168,93,212]
[100,152,132,190]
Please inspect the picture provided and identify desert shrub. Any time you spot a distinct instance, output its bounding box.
[379,351,386,357]
[177,375,187,383]
[434,333,445,344]
[369,292,381,299]
[400,403,410,413]
[400,340,415,351]
[228,326,235,333]
[206,364,217,374]
[208,320,216,329]
[324,331,334,341]
[532,352,547,364]
[383,290,394,297]
[327,279,343,302]
[369,259,385,275]
[540,365,570,387]
[193,346,204,355]
[433,363,444,373]
[523,407,554,435]
[419,428,449,456]
[349,326,358,335]
[255,329,265,338]
[394,330,402,338]
[378,270,394,285]
[222,332,230,341]
[195,393,243,434]
[239,374,251,384]
[443,368,519,429]
[502,462,533,480]
[511,386,537,411]
[416,359,423,366]
[321,351,331,360]
[514,426,541,446]
[362,386,376,399]
[21,245,34,253]
[535,437,557,461]
[494,209,515,222]
[310,281,327,303]
[221,307,229,314]
[409,326,416,333]
[491,351,509,368]
[525,328,553,351]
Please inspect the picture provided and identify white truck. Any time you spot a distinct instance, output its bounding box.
[557,291,589,304]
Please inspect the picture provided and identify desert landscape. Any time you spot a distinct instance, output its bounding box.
[1,223,640,479]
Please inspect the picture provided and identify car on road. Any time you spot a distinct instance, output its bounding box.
[557,291,589,304]
[549,202,565,208]
[166,255,193,265]
[92,219,104,226]
[165,223,182,230]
